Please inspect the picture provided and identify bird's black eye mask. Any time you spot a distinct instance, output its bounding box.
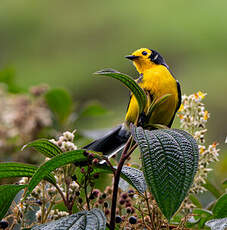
[149,49,169,69]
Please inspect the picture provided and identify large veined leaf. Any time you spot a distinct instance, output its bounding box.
[212,193,227,218]
[0,184,26,220]
[25,150,88,197]
[45,88,73,124]
[206,218,227,230]
[94,69,147,114]
[22,139,63,158]
[31,208,106,230]
[131,125,199,221]
[95,165,147,195]
[0,162,56,185]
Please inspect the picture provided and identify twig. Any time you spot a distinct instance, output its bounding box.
[102,156,115,173]
[109,136,137,230]
[54,184,68,210]
[84,176,90,210]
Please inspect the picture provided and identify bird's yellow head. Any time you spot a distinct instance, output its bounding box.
[125,48,167,73]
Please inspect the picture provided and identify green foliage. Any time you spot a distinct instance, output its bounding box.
[0,162,56,185]
[94,69,147,114]
[79,101,108,118]
[0,68,22,93]
[22,139,63,158]
[25,150,88,197]
[146,94,171,121]
[212,193,227,218]
[131,125,199,220]
[31,209,106,230]
[203,179,222,199]
[189,194,202,208]
[0,184,26,220]
[95,165,147,195]
[45,88,73,124]
[222,179,227,188]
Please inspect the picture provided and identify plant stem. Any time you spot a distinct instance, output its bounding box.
[54,184,68,210]
[84,176,90,210]
[109,136,137,230]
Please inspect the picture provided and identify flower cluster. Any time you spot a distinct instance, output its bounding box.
[0,84,52,158]
[49,131,77,152]
[178,91,220,210]
[7,130,82,228]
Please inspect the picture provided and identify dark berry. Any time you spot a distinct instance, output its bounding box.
[35,200,42,205]
[126,207,132,214]
[78,198,83,204]
[119,199,125,205]
[72,175,77,181]
[83,151,89,157]
[92,189,100,198]
[0,221,9,229]
[104,201,109,208]
[88,153,95,159]
[125,202,132,207]
[101,193,107,199]
[81,168,85,174]
[115,215,122,224]
[128,189,135,198]
[93,173,99,179]
[89,167,94,173]
[75,191,80,196]
[89,193,95,200]
[129,216,137,224]
[121,193,128,200]
[104,209,110,215]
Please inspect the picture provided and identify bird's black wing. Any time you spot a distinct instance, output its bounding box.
[168,80,182,127]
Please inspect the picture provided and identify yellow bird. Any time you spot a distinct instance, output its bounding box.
[84,48,181,157]
[125,48,181,128]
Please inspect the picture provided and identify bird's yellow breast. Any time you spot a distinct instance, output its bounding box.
[125,64,178,127]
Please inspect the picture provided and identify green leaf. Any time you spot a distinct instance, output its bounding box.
[79,101,108,118]
[0,184,26,220]
[146,94,171,118]
[189,194,202,208]
[95,165,147,195]
[203,179,222,199]
[212,193,227,218]
[131,125,199,221]
[222,179,227,188]
[94,69,147,114]
[0,68,22,93]
[206,218,227,230]
[31,208,106,230]
[193,208,213,228]
[0,162,56,185]
[45,88,73,124]
[22,139,63,158]
[26,150,87,197]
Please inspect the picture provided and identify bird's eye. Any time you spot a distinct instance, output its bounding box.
[142,51,147,56]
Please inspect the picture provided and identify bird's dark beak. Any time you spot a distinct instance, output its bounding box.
[125,55,139,60]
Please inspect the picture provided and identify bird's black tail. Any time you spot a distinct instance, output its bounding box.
[83,124,130,158]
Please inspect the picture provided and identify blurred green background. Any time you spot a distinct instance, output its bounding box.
[0,0,226,179]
